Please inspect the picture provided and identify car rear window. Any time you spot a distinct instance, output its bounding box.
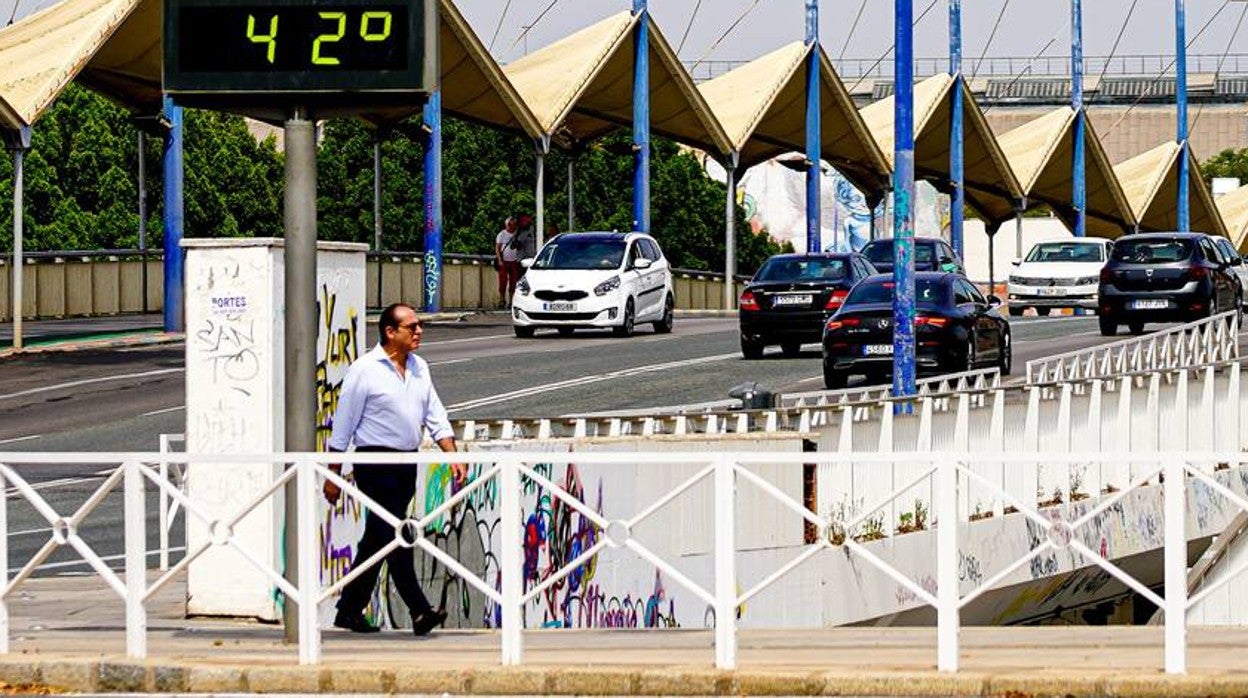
[845,279,946,306]
[754,257,847,282]
[1025,242,1105,263]
[860,241,936,265]
[1110,239,1193,264]
[532,239,626,270]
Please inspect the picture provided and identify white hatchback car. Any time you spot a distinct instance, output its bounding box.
[1007,239,1113,316]
[511,232,675,338]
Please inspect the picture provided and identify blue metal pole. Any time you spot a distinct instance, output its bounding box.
[1176,0,1189,232]
[633,0,651,232]
[1072,0,1087,238]
[161,97,184,332]
[423,90,443,312]
[805,0,821,253]
[948,0,964,258]
[893,0,916,399]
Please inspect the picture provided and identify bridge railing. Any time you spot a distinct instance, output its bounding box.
[1025,310,1240,384]
[0,449,1240,674]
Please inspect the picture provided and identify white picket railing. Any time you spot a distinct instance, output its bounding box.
[1025,310,1240,384]
[0,449,1241,674]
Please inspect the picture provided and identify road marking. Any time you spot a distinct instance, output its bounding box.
[447,352,741,413]
[142,406,185,417]
[0,368,184,402]
[0,434,40,445]
[423,333,513,346]
[430,358,472,367]
[15,547,189,575]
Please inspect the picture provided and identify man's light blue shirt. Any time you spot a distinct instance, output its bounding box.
[327,344,453,452]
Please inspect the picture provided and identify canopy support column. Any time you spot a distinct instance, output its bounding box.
[892,0,917,402]
[633,1,651,232]
[724,152,739,311]
[536,136,550,249]
[162,99,184,332]
[4,127,29,351]
[804,1,821,253]
[1072,0,1087,238]
[949,0,965,257]
[423,90,443,312]
[1175,0,1190,231]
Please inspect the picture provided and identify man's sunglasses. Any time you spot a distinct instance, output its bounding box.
[399,320,424,332]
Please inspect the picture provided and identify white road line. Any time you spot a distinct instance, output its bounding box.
[18,547,188,575]
[6,475,107,498]
[0,435,40,445]
[447,352,740,413]
[430,358,472,367]
[0,368,184,402]
[142,405,185,417]
[422,333,513,346]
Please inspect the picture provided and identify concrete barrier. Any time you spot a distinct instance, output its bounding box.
[0,254,741,320]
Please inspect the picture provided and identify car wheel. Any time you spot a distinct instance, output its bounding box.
[823,361,848,389]
[514,325,536,339]
[1128,321,1145,335]
[1008,306,1024,317]
[612,298,635,337]
[652,294,675,334]
[557,327,575,337]
[1099,318,1117,336]
[998,331,1012,376]
[1035,307,1051,317]
[781,341,802,357]
[741,336,764,360]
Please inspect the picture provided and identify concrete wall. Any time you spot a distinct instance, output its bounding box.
[316,433,808,631]
[0,256,744,320]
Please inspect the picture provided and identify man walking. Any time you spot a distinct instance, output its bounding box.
[324,303,458,635]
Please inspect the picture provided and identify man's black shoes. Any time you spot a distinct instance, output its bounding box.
[333,612,380,633]
[411,608,448,636]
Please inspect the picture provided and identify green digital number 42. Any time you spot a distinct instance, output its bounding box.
[246,11,392,66]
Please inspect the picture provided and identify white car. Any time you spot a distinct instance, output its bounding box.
[511,232,675,338]
[1007,239,1113,316]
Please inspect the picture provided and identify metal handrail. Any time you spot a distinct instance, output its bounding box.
[1025,310,1240,384]
[0,449,1236,674]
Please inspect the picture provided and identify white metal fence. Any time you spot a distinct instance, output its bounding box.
[0,449,1241,674]
[1025,310,1240,384]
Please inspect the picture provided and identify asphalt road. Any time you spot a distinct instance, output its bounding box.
[0,312,1177,578]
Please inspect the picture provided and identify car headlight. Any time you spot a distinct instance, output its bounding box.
[1076,276,1098,286]
[1008,275,1023,284]
[594,275,621,296]
[517,277,531,296]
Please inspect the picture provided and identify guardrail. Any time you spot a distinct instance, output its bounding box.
[1025,310,1240,383]
[0,251,746,321]
[0,449,1238,674]
[780,367,1001,409]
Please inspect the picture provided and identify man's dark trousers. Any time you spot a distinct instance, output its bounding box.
[336,457,434,620]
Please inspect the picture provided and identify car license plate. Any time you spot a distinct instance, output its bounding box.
[544,301,577,311]
[863,344,893,356]
[773,294,813,306]
[1038,287,1066,297]
[1131,299,1168,310]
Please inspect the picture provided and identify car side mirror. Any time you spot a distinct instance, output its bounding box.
[1011,258,1022,266]
[520,258,534,269]
[633,258,653,270]
[987,295,1002,308]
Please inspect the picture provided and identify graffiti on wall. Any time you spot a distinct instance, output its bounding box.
[319,456,681,630]
[314,283,360,451]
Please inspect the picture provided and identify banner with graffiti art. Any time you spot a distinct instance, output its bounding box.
[318,435,814,631]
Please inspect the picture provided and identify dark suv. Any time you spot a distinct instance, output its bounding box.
[860,237,966,275]
[1097,232,1241,336]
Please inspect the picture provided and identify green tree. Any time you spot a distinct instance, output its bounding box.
[1201,147,1248,185]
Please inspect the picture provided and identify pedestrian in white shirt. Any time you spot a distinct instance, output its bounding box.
[325,302,460,635]
[495,216,522,307]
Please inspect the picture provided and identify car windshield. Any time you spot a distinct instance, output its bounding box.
[1025,242,1105,263]
[860,241,935,265]
[1110,239,1193,264]
[845,279,946,306]
[531,238,626,270]
[754,257,848,282]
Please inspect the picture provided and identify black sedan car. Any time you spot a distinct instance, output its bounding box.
[1097,232,1241,336]
[821,272,1012,389]
[860,237,966,275]
[738,252,878,359]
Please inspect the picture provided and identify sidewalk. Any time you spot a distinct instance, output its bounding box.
[4,575,1248,696]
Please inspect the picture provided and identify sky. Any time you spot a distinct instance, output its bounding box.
[453,0,1248,75]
